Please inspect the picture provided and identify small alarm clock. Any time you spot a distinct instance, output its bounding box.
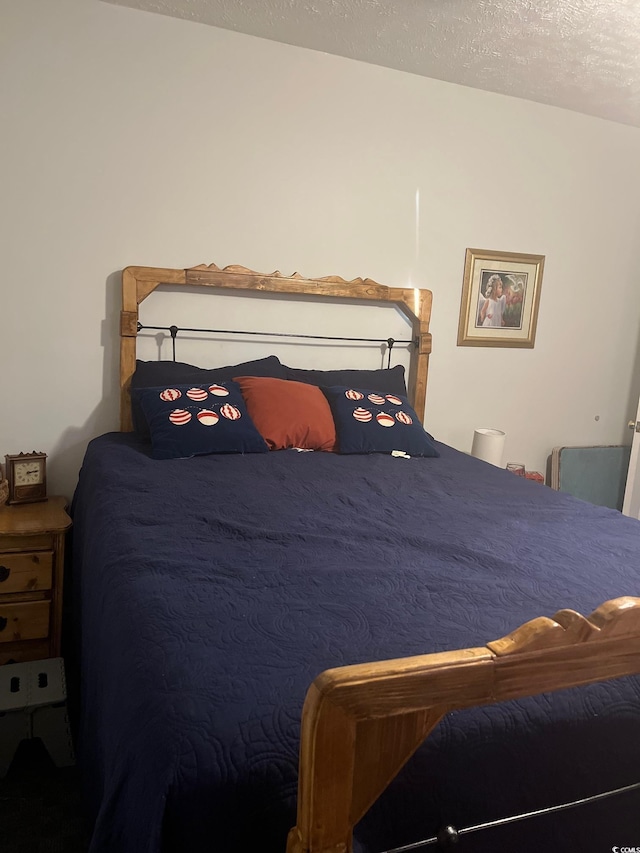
[5,452,48,505]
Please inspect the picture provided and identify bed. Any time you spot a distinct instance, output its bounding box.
[71,263,640,853]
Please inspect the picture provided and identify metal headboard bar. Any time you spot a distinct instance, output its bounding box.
[381,779,640,851]
[137,322,419,368]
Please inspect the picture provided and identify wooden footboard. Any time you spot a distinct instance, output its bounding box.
[287,596,640,853]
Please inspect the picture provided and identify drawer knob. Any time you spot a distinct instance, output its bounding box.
[0,617,7,632]
[0,566,10,582]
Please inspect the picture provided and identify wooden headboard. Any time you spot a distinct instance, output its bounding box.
[120,263,433,431]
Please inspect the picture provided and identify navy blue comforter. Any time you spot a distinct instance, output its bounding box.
[71,434,640,852]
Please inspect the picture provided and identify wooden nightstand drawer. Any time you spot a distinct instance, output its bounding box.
[0,534,53,552]
[0,497,71,660]
[0,551,53,593]
[0,601,50,643]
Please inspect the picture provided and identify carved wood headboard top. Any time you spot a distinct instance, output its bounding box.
[120,263,433,431]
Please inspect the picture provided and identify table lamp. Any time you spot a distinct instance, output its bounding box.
[471,428,506,467]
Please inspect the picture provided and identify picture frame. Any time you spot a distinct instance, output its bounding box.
[457,248,545,347]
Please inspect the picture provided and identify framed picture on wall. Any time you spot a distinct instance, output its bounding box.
[457,248,545,347]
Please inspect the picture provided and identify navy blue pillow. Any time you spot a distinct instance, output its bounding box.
[136,381,269,460]
[322,386,439,457]
[130,356,286,436]
[284,364,407,398]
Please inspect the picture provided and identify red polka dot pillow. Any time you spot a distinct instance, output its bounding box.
[322,386,439,457]
[136,381,268,459]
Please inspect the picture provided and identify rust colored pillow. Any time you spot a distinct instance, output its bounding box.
[233,376,337,452]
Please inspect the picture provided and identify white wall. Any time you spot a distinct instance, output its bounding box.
[3,0,640,500]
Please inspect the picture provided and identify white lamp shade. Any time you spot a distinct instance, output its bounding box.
[471,428,506,467]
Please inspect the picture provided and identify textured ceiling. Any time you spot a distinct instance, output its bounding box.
[103,0,640,128]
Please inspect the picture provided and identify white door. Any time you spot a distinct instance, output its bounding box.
[622,397,640,517]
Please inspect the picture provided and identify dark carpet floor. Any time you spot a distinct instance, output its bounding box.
[0,738,89,853]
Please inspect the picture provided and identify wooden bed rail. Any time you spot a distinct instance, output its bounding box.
[287,596,640,853]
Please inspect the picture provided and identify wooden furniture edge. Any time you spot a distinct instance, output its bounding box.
[0,497,71,660]
[286,596,640,853]
[0,496,71,535]
[119,264,433,432]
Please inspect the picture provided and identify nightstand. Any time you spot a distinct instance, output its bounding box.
[0,497,71,665]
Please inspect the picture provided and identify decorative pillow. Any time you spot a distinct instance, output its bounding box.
[234,376,337,451]
[283,364,407,398]
[322,386,439,457]
[136,381,269,460]
[130,356,286,436]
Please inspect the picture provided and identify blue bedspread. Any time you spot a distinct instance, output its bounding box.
[71,433,640,852]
